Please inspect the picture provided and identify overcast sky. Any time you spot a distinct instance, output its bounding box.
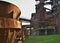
[2,0,51,25]
[3,0,36,20]
[2,0,51,20]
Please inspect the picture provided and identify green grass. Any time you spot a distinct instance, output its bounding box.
[24,34,60,43]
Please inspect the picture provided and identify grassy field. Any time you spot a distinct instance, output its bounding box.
[24,34,60,43]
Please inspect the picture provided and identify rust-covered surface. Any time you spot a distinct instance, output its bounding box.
[0,1,21,19]
[0,18,21,28]
[0,1,22,43]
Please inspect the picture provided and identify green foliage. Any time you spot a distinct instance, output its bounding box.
[24,35,60,43]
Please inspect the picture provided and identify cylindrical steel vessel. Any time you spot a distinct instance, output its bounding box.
[0,1,22,43]
[0,1,21,19]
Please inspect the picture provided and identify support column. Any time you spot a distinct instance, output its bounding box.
[45,29,47,35]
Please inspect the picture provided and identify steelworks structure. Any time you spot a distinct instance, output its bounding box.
[31,0,60,35]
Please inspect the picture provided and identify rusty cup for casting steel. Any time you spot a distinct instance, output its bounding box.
[0,1,22,43]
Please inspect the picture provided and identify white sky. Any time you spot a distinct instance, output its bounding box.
[2,0,51,20]
[3,0,36,20]
[2,0,51,25]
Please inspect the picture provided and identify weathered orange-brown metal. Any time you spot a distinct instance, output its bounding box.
[0,1,21,19]
[0,1,22,43]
